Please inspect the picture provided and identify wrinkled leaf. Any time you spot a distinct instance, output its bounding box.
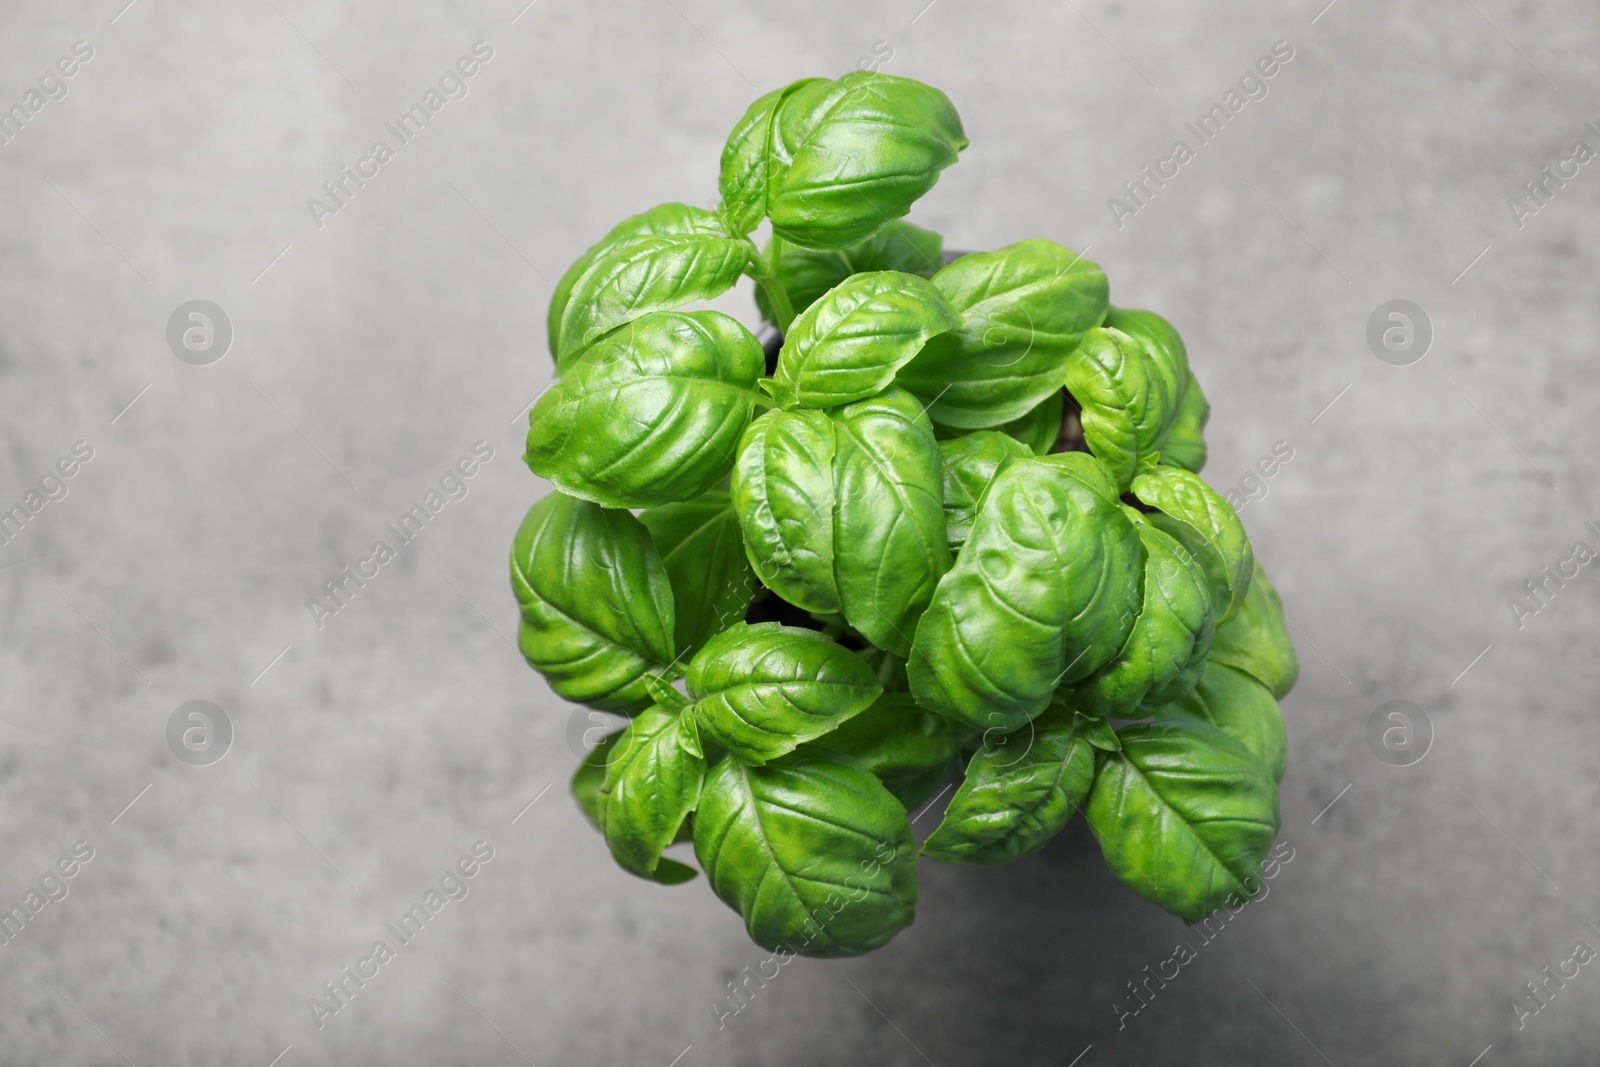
[719,79,824,236]
[1104,307,1190,423]
[908,453,1143,733]
[641,491,756,660]
[1157,661,1287,781]
[555,232,748,367]
[756,221,944,325]
[526,311,765,509]
[1161,370,1210,472]
[732,388,949,655]
[1074,518,1215,717]
[687,622,882,765]
[921,696,1098,864]
[1208,560,1299,699]
[899,240,1108,428]
[601,706,706,880]
[1062,326,1179,491]
[1131,465,1253,624]
[769,270,956,408]
[510,492,676,710]
[937,431,1032,553]
[693,749,917,957]
[548,203,730,363]
[817,691,971,809]
[1085,717,1280,923]
[767,72,966,250]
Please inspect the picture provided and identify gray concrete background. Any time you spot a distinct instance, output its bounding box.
[0,0,1595,1063]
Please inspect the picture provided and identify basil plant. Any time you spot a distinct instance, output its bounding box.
[512,72,1297,959]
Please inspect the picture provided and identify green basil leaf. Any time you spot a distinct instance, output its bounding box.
[815,692,971,809]
[731,406,840,613]
[1131,465,1254,624]
[908,453,1143,733]
[571,727,625,831]
[600,705,705,880]
[767,72,966,250]
[693,749,917,957]
[554,231,748,368]
[1104,307,1191,419]
[1074,518,1215,718]
[1161,370,1210,472]
[1157,661,1286,781]
[921,697,1097,864]
[755,220,944,325]
[640,491,756,660]
[719,78,825,236]
[899,240,1108,428]
[526,310,765,509]
[510,492,676,711]
[732,388,949,655]
[549,203,730,364]
[1062,326,1180,491]
[828,388,950,653]
[937,431,1032,553]
[769,270,957,408]
[687,622,882,765]
[1208,560,1299,699]
[1085,717,1280,923]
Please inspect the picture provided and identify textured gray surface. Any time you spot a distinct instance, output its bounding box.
[0,0,1596,1063]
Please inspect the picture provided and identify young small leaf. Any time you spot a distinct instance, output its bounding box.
[1130,464,1254,624]
[899,240,1108,428]
[772,270,957,408]
[601,706,705,881]
[1062,326,1180,491]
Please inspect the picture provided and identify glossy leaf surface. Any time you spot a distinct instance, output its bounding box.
[908,453,1143,732]
[1085,717,1279,922]
[510,492,675,710]
[694,749,917,957]
[770,270,956,408]
[526,311,765,509]
[899,240,1108,428]
[687,622,882,765]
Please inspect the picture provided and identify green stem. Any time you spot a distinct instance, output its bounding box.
[744,238,796,335]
